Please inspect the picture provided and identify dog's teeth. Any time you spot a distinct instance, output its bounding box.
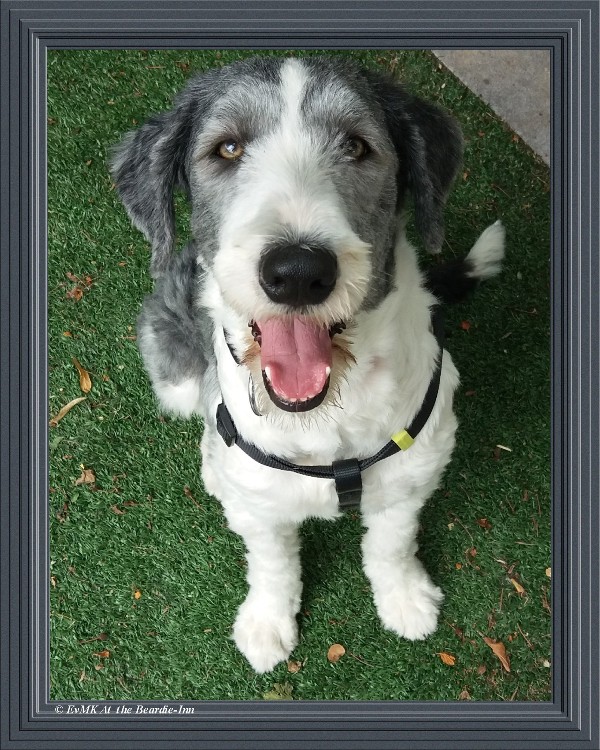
[325,366,331,377]
[264,366,272,382]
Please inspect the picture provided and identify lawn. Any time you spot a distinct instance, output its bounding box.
[48,48,551,702]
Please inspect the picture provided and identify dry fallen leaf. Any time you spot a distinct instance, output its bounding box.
[287,660,302,673]
[541,586,551,613]
[75,468,96,486]
[509,577,525,595]
[476,518,493,530]
[66,286,84,302]
[56,502,69,523]
[133,590,142,600]
[458,689,471,700]
[327,643,346,663]
[72,357,92,393]
[483,637,511,672]
[438,651,456,666]
[110,505,126,515]
[93,649,110,658]
[49,396,86,427]
[65,272,93,300]
[545,567,551,578]
[460,320,472,332]
[477,664,487,675]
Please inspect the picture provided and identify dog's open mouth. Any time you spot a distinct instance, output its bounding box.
[250,318,345,412]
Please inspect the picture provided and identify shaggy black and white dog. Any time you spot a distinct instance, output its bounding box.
[111,55,504,673]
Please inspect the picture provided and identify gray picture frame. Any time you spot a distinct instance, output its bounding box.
[1,1,598,748]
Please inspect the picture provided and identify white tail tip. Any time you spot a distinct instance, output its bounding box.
[466,220,505,280]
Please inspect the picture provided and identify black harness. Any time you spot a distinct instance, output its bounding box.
[216,306,445,510]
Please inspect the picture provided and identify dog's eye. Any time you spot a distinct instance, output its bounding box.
[343,136,369,160]
[217,139,244,160]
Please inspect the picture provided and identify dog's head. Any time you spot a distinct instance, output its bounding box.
[111,55,462,413]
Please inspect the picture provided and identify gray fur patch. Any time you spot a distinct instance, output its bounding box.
[136,241,216,396]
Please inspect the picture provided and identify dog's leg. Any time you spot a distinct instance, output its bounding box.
[361,501,444,640]
[226,512,302,672]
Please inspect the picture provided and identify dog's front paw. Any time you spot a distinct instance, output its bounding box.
[232,598,298,673]
[373,562,444,641]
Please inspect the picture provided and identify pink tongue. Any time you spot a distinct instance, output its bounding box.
[258,318,332,402]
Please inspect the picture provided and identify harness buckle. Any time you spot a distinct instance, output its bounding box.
[216,402,237,447]
[332,458,362,509]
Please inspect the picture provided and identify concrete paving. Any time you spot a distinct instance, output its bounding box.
[433,50,550,165]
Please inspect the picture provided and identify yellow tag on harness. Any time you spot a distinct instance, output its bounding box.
[391,429,415,450]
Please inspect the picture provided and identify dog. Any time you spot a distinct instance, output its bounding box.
[110,54,505,673]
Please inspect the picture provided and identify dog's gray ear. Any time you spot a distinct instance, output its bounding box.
[110,104,192,277]
[365,71,463,254]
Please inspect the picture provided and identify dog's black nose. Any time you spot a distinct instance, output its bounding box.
[259,244,338,307]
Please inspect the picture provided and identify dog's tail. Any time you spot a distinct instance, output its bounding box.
[424,220,505,305]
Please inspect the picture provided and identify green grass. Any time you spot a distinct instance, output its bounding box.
[48,49,551,702]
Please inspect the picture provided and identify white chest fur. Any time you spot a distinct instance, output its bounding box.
[201,237,460,524]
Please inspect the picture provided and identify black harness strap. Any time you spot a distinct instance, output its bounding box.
[216,306,445,509]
